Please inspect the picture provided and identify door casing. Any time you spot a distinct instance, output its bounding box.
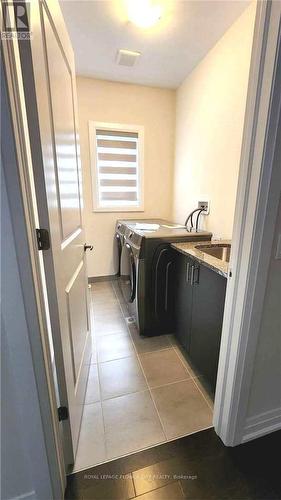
[1,2,65,496]
[2,0,281,492]
[214,0,281,445]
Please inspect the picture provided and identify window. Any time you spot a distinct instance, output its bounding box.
[89,122,144,212]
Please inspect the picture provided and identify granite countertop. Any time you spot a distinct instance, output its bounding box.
[171,240,231,278]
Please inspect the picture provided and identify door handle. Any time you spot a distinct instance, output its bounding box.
[84,244,93,251]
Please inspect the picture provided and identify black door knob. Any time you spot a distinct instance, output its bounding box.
[84,244,93,251]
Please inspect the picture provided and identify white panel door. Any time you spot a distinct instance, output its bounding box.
[26,0,92,465]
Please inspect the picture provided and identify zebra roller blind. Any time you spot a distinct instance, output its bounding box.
[94,127,142,209]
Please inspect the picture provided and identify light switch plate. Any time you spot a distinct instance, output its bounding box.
[275,234,281,259]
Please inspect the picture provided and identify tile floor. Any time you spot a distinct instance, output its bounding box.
[74,280,213,472]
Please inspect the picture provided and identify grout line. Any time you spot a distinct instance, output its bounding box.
[90,286,115,464]
[95,344,108,462]
[101,283,164,464]
[171,343,194,378]
[172,345,214,412]
[97,353,137,366]
[166,347,191,376]
[147,376,192,392]
[100,388,151,404]
[84,373,209,406]
[190,377,214,412]
[95,329,130,338]
[135,345,174,355]
[111,282,169,443]
[85,375,213,406]
[71,424,214,475]
[75,280,213,472]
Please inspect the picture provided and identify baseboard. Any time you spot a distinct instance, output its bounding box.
[88,274,118,283]
[242,407,281,442]
[9,491,36,500]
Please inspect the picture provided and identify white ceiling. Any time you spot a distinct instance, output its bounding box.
[60,0,250,89]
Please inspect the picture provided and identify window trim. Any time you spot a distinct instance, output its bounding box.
[89,121,144,213]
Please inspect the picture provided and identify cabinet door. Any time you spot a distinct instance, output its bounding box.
[174,253,193,351]
[153,245,177,332]
[190,264,227,393]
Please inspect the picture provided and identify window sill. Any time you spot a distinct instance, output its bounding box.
[92,207,145,213]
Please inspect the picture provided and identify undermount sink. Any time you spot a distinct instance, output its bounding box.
[195,244,231,262]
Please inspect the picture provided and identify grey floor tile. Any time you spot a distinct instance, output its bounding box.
[74,402,106,471]
[167,334,178,346]
[103,391,166,460]
[91,284,113,294]
[193,377,214,410]
[93,303,122,319]
[94,313,128,337]
[97,332,135,363]
[140,348,191,388]
[173,345,200,377]
[91,281,113,292]
[85,364,100,404]
[99,356,147,400]
[91,287,118,304]
[152,379,213,440]
[75,280,214,473]
[111,280,124,301]
[92,296,118,307]
[129,326,172,354]
[118,300,130,318]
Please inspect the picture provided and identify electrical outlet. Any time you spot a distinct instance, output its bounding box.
[198,200,209,214]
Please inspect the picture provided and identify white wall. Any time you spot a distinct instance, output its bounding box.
[77,77,175,277]
[246,198,281,419]
[172,3,256,238]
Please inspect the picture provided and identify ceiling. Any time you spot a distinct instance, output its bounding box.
[60,0,250,89]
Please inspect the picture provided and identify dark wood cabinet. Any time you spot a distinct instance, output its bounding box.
[152,244,177,332]
[174,252,193,351]
[190,264,227,392]
[174,252,227,394]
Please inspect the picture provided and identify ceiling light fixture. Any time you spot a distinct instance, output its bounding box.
[127,0,162,29]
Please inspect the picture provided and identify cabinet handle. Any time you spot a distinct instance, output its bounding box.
[193,265,200,285]
[190,265,195,285]
[165,261,172,312]
[186,262,190,283]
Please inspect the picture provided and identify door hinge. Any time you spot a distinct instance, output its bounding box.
[36,228,50,250]
[58,406,69,422]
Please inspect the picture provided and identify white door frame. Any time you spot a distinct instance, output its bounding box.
[214,0,281,445]
[2,0,280,490]
[1,3,66,497]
